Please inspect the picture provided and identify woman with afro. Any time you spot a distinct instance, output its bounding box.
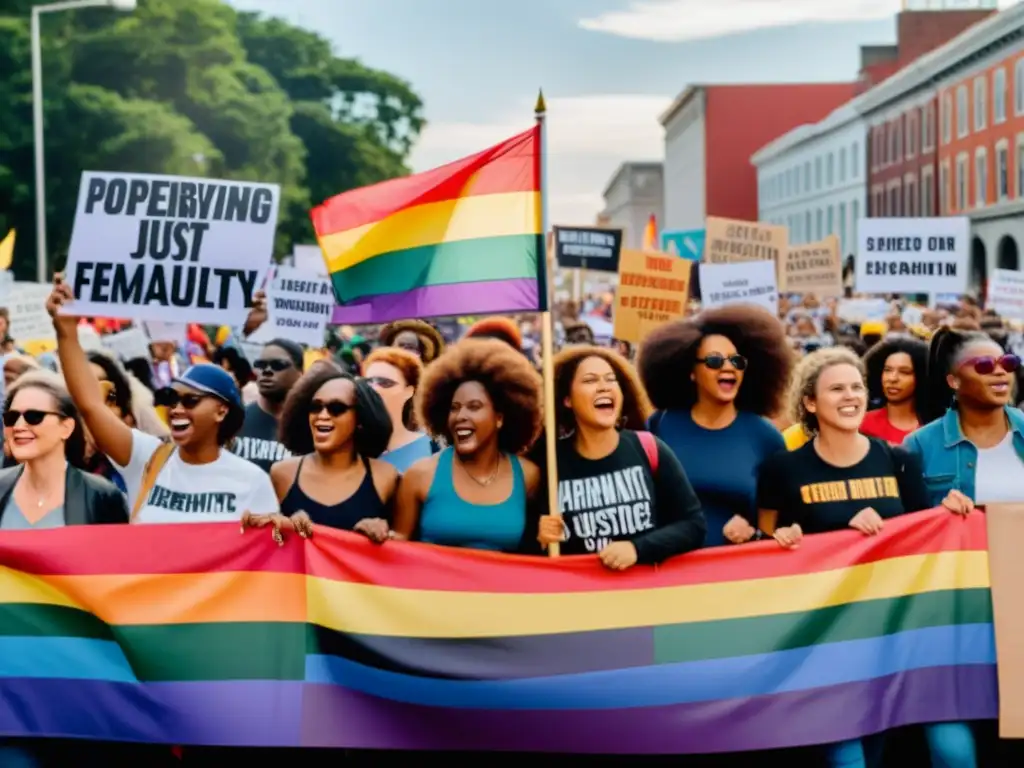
[639,304,792,547]
[392,339,543,552]
[537,346,705,569]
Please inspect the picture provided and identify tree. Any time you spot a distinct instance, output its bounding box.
[0,0,424,278]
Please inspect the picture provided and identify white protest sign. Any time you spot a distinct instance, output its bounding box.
[62,171,280,325]
[292,245,328,277]
[262,266,334,347]
[9,283,55,342]
[144,321,187,346]
[0,271,13,305]
[699,260,778,316]
[101,327,152,362]
[989,269,1024,320]
[77,324,104,351]
[856,217,969,296]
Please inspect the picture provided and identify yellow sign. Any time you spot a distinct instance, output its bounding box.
[613,249,691,344]
[0,229,14,271]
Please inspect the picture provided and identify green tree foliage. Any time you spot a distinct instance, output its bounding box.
[0,0,424,278]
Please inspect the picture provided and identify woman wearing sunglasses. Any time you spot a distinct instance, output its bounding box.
[638,305,792,547]
[906,327,1024,511]
[46,278,278,524]
[255,362,396,541]
[362,347,434,472]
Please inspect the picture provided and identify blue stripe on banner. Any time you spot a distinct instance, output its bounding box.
[0,637,137,682]
[303,623,995,710]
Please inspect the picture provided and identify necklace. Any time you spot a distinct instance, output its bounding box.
[457,454,502,487]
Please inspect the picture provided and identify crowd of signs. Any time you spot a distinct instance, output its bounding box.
[0,167,991,357]
[555,212,980,346]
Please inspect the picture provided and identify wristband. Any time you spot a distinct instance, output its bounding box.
[751,529,765,542]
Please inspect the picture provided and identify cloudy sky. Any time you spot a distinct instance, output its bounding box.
[231,0,1017,225]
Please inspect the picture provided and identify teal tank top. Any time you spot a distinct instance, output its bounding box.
[419,448,527,552]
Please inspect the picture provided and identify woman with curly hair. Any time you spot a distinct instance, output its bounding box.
[638,305,791,547]
[379,319,446,364]
[392,339,542,551]
[860,336,928,444]
[362,346,435,471]
[536,346,705,568]
[463,316,523,351]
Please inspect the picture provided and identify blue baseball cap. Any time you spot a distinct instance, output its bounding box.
[173,364,242,410]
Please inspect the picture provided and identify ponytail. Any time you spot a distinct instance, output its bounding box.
[922,327,991,424]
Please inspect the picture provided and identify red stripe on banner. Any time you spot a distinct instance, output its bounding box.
[305,509,985,593]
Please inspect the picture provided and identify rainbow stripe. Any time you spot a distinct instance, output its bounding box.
[0,510,997,751]
[311,127,544,324]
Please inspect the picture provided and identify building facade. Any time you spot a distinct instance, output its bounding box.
[753,104,867,258]
[599,162,664,250]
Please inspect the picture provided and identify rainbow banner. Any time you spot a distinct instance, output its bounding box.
[311,126,544,324]
[0,510,997,751]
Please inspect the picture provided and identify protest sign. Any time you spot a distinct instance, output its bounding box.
[661,229,705,261]
[836,298,890,323]
[262,266,333,347]
[9,283,54,343]
[292,245,328,277]
[0,271,12,305]
[779,235,842,296]
[704,217,788,265]
[553,226,622,272]
[855,217,968,296]
[987,269,1024,320]
[101,327,152,362]
[76,325,103,352]
[613,249,691,344]
[62,172,280,325]
[144,321,187,346]
[700,260,779,316]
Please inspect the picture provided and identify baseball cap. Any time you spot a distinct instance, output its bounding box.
[173,364,242,409]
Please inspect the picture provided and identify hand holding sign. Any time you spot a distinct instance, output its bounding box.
[45,276,79,337]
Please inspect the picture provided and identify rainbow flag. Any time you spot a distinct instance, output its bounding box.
[311,127,544,324]
[0,510,997,751]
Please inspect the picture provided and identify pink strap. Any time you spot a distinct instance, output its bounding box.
[637,431,658,474]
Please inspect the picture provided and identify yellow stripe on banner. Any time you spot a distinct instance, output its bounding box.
[321,191,541,273]
[307,551,989,638]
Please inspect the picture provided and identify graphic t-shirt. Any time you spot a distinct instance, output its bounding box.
[757,437,930,534]
[232,402,292,473]
[555,431,705,563]
[859,408,914,445]
[114,430,279,524]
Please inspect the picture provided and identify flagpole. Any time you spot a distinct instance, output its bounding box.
[535,90,560,558]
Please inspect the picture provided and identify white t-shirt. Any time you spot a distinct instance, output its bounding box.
[113,429,279,524]
[974,433,1024,504]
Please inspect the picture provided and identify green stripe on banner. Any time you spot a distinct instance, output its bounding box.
[654,588,992,665]
[0,604,114,640]
[332,234,539,302]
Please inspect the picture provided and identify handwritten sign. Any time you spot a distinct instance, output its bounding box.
[704,217,788,265]
[613,249,691,343]
[779,235,842,296]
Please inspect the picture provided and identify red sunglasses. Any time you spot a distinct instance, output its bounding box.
[958,354,1021,375]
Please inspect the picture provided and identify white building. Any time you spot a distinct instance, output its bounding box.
[752,103,868,258]
[660,88,705,232]
[599,161,664,249]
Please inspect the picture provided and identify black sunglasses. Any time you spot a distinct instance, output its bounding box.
[155,389,210,410]
[3,409,63,428]
[364,376,399,389]
[697,354,748,371]
[308,400,353,417]
[254,359,293,373]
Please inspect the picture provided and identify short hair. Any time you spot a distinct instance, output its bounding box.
[637,304,793,417]
[863,336,929,421]
[416,338,542,455]
[4,370,88,469]
[277,362,392,458]
[553,345,652,434]
[363,346,425,430]
[788,347,865,435]
[265,339,304,371]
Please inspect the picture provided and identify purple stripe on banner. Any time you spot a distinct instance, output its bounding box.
[0,679,303,747]
[331,278,539,324]
[299,665,998,753]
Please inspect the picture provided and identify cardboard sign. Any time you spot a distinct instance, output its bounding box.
[985,504,1024,738]
[704,217,788,264]
[262,266,334,347]
[8,282,54,343]
[855,217,969,296]
[699,260,779,317]
[612,249,691,344]
[62,171,280,324]
[553,226,623,272]
[988,268,1024,320]
[779,235,843,296]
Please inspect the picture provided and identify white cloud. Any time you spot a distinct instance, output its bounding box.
[411,94,672,226]
[578,0,1018,43]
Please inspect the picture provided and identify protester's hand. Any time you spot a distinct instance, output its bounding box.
[723,514,756,544]
[353,517,391,544]
[240,511,292,546]
[773,524,802,549]
[243,290,268,337]
[599,541,638,571]
[849,507,884,535]
[46,275,79,334]
[942,489,974,516]
[537,515,566,548]
[289,511,313,539]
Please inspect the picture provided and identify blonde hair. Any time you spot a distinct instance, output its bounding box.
[787,347,865,435]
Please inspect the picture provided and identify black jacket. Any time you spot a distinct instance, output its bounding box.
[0,464,129,526]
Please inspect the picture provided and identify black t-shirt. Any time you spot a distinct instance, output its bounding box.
[231,402,292,473]
[555,430,706,563]
[757,437,930,534]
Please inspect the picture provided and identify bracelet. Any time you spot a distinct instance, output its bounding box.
[751,529,765,542]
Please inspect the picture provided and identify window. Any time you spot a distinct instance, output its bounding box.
[923,103,935,151]
[940,162,949,215]
[851,200,859,243]
[906,110,917,158]
[956,154,968,211]
[957,85,969,138]
[974,76,987,131]
[975,148,987,207]
[890,121,900,164]
[995,68,1007,124]
[827,205,834,235]
[942,92,952,144]
[826,153,834,186]
[1016,59,1024,115]
[838,202,847,252]
[838,148,847,182]
[805,211,812,240]
[815,157,822,189]
[905,175,917,217]
[889,185,900,216]
[795,166,801,195]
[804,161,811,190]
[1017,135,1024,198]
[997,140,1009,200]
[816,209,823,239]
[922,166,934,217]
[851,142,859,177]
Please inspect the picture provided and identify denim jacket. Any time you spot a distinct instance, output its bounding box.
[903,406,1024,506]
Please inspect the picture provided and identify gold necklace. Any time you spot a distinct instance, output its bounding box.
[457,454,502,487]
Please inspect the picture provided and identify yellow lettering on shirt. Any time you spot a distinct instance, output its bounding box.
[799,476,899,505]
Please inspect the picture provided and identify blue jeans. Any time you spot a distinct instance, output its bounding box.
[825,723,976,768]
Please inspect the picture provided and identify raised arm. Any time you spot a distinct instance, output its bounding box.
[47,277,134,467]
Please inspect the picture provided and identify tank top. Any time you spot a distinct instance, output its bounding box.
[280,455,387,531]
[419,448,527,552]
